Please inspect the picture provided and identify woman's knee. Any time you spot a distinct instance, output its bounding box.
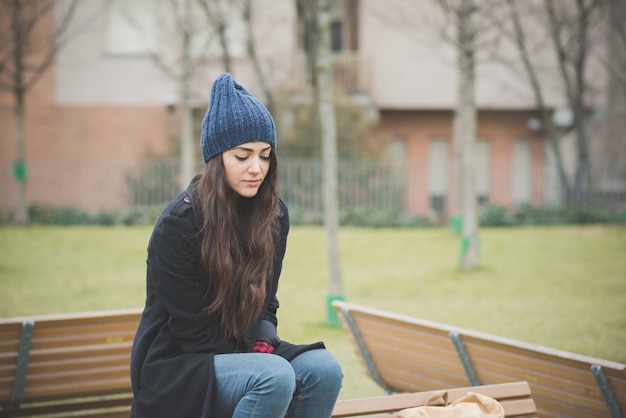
[254,355,296,395]
[317,352,343,389]
[293,349,343,389]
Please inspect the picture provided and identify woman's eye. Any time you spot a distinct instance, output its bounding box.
[235,156,248,161]
[260,155,271,161]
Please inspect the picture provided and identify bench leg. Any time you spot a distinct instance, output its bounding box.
[7,320,35,410]
[449,332,480,386]
[591,364,623,418]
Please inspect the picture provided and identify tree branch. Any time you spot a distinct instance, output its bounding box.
[544,0,576,105]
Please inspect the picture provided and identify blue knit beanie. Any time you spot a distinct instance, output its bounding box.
[200,73,277,163]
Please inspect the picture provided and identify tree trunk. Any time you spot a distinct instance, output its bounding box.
[13,88,28,224]
[242,0,275,114]
[316,0,344,324]
[179,0,194,189]
[296,0,319,88]
[456,0,479,269]
[570,0,592,199]
[215,0,232,74]
[508,0,571,200]
[544,0,599,204]
[12,0,28,224]
[180,97,194,188]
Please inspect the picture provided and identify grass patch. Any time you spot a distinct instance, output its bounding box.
[1,225,624,399]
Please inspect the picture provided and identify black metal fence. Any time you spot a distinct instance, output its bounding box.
[1,157,624,220]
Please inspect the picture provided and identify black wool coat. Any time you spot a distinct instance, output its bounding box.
[130,177,323,418]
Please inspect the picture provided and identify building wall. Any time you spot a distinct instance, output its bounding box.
[1,0,563,215]
[358,0,571,110]
[0,7,173,211]
[0,65,172,211]
[374,110,545,216]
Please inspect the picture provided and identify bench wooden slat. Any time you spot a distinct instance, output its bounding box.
[22,353,131,373]
[333,301,626,418]
[348,314,470,393]
[0,309,141,417]
[363,340,469,386]
[0,394,133,418]
[331,381,535,417]
[362,325,464,372]
[462,336,623,417]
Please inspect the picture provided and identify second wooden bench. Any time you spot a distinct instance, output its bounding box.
[333,300,626,418]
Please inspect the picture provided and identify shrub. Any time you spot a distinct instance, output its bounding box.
[480,204,516,227]
[120,205,164,226]
[93,210,121,226]
[339,208,433,228]
[0,208,13,224]
[514,204,565,225]
[2,202,620,227]
[513,205,617,225]
[28,205,93,225]
[562,207,614,224]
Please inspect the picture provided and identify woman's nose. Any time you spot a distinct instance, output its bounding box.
[248,158,261,174]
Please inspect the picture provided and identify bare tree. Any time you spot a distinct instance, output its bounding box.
[119,0,202,189]
[605,0,626,89]
[0,0,79,224]
[308,0,345,324]
[296,0,321,89]
[174,0,196,190]
[587,0,626,205]
[198,0,276,116]
[507,0,571,198]
[601,0,626,172]
[241,0,275,114]
[546,0,601,199]
[435,0,504,269]
[197,0,232,73]
[454,0,480,269]
[122,0,237,189]
[373,0,504,269]
[507,0,604,204]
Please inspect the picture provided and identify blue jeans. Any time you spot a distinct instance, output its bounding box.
[213,349,343,418]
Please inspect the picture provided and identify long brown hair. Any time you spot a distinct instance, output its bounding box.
[192,151,280,341]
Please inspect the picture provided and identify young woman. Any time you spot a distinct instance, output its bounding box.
[130,73,343,418]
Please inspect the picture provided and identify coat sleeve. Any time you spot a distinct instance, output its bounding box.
[257,200,290,345]
[148,212,233,353]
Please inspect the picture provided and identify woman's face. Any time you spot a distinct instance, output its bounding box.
[222,141,272,198]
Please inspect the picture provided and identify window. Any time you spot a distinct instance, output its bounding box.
[512,139,532,207]
[196,4,246,59]
[476,139,490,205]
[330,21,343,51]
[298,0,354,53]
[386,138,406,161]
[104,0,246,59]
[428,139,448,215]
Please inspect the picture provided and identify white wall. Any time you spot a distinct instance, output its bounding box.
[55,0,297,107]
[55,0,606,111]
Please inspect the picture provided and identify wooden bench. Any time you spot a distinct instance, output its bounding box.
[3,309,532,418]
[331,381,536,417]
[0,310,533,418]
[0,309,141,418]
[333,300,626,418]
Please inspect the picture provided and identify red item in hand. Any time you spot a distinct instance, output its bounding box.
[253,341,274,354]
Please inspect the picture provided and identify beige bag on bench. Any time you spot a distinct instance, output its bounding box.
[398,391,505,418]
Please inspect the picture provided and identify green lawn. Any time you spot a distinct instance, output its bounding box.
[1,225,625,399]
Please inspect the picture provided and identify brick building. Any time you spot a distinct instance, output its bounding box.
[1,0,612,216]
